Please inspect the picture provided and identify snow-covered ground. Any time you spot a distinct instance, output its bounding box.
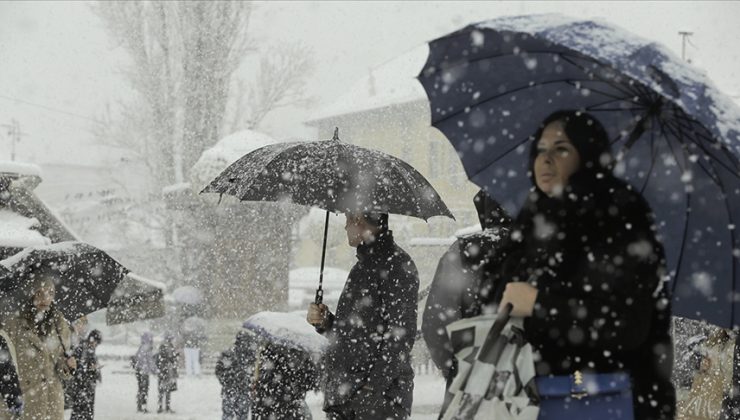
[69,358,445,420]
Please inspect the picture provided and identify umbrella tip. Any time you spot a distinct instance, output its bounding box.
[332,127,339,141]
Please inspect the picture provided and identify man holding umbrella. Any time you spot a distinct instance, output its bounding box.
[308,212,419,420]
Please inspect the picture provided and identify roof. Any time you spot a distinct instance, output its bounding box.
[306,45,430,123]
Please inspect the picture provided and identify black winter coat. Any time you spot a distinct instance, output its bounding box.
[0,333,22,415]
[486,175,675,420]
[321,231,419,414]
[422,228,507,381]
[71,342,100,398]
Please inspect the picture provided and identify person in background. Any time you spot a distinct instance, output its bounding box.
[4,272,76,420]
[70,330,102,420]
[0,328,23,419]
[422,189,511,414]
[216,340,239,420]
[156,333,179,414]
[251,341,317,420]
[131,332,156,413]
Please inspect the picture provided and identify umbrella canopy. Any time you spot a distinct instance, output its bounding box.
[418,14,740,329]
[243,311,328,354]
[0,241,129,321]
[201,131,454,220]
[106,272,165,326]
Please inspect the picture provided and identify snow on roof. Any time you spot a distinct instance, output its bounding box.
[307,45,430,123]
[289,266,348,290]
[243,311,328,354]
[190,129,280,191]
[0,209,52,248]
[0,161,43,179]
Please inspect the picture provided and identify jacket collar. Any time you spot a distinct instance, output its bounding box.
[356,230,394,263]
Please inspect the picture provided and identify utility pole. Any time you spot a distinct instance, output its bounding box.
[1,119,25,161]
[678,31,694,62]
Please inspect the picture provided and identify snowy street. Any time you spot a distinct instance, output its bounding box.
[74,359,445,420]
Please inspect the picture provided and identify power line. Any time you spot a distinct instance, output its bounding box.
[0,93,102,124]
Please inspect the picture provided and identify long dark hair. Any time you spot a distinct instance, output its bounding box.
[528,110,614,192]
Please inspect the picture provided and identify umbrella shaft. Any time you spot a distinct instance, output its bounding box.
[315,210,331,305]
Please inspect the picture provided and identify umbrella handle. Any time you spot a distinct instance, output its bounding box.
[315,210,331,305]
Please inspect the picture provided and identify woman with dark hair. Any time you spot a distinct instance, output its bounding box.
[485,110,675,419]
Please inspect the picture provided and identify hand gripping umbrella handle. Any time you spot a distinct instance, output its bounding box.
[314,210,331,305]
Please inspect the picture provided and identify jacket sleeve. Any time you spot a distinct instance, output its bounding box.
[523,201,665,353]
[54,312,73,381]
[422,243,465,379]
[0,335,22,414]
[363,257,419,391]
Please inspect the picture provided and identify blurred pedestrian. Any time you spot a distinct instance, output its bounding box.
[307,212,419,420]
[422,189,511,414]
[251,342,317,420]
[70,330,102,420]
[4,272,76,420]
[131,332,156,413]
[156,333,179,413]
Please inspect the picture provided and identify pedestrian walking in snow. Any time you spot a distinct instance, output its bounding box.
[307,213,419,420]
[182,318,206,377]
[251,341,317,420]
[422,189,511,414]
[3,273,76,420]
[131,332,156,413]
[70,330,102,420]
[155,333,179,413]
[0,329,23,419]
[217,331,257,420]
[482,111,675,419]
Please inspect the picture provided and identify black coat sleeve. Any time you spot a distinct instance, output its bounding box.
[422,242,466,379]
[523,199,665,353]
[0,336,22,413]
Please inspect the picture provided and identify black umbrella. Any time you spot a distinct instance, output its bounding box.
[0,241,129,321]
[202,129,453,303]
[418,14,740,328]
[106,273,165,326]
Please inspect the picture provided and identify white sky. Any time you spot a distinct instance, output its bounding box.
[0,1,738,166]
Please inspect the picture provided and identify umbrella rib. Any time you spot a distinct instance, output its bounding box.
[664,118,740,183]
[432,77,630,126]
[468,136,532,180]
[661,120,722,185]
[557,53,646,100]
[703,158,740,327]
[637,123,660,195]
[668,113,740,176]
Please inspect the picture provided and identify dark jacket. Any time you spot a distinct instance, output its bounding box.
[156,340,178,393]
[422,190,511,382]
[215,349,235,390]
[485,174,675,420]
[321,231,419,415]
[71,341,100,396]
[252,343,316,420]
[0,333,22,416]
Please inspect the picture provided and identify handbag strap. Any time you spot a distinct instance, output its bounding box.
[476,302,513,364]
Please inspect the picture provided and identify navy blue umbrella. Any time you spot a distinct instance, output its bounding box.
[418,14,740,329]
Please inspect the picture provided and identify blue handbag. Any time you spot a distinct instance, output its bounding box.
[535,371,634,420]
